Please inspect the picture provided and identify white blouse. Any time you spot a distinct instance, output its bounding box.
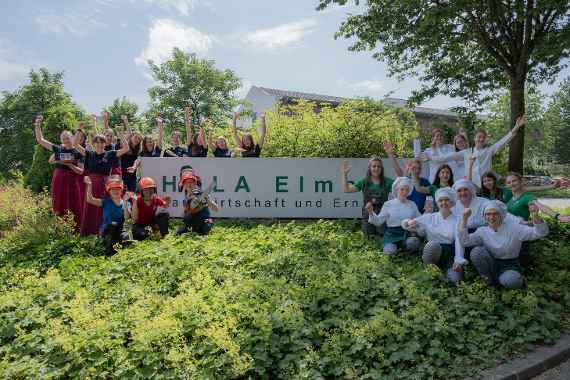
[423,144,456,183]
[430,130,515,185]
[452,196,490,230]
[368,199,420,228]
[459,219,549,260]
[402,212,465,264]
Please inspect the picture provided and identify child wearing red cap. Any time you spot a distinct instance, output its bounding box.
[176,172,219,235]
[131,177,171,240]
[84,176,131,256]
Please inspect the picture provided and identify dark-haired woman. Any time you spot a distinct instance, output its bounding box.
[140,118,164,158]
[75,132,129,236]
[34,115,84,226]
[207,120,233,158]
[116,116,142,192]
[341,158,393,238]
[426,164,454,213]
[231,112,267,158]
[185,107,208,157]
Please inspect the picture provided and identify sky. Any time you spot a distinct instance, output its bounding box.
[0,0,568,114]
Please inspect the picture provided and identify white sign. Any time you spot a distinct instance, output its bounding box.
[140,158,414,218]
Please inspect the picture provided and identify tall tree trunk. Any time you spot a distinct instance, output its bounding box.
[509,77,525,173]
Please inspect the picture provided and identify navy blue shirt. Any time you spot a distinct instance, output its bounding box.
[52,145,82,170]
[84,150,119,175]
[241,144,261,158]
[188,143,208,157]
[407,177,431,213]
[165,146,187,157]
[141,147,161,157]
[213,147,231,158]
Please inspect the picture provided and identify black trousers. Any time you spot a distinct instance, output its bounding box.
[100,223,130,256]
[176,213,213,236]
[132,212,170,241]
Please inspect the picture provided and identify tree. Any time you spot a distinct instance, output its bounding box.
[146,48,241,133]
[263,99,418,158]
[545,78,570,165]
[103,97,139,129]
[0,69,82,189]
[317,0,570,173]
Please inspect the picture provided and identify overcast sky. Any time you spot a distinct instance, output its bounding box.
[1,0,568,113]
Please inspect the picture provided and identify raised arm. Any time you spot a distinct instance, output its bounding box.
[340,161,359,193]
[156,117,164,150]
[34,116,53,151]
[73,130,87,156]
[458,208,484,247]
[198,126,207,148]
[231,112,243,148]
[208,196,220,212]
[184,107,192,145]
[516,203,549,239]
[258,113,267,148]
[490,115,524,155]
[121,115,132,135]
[90,114,100,136]
[116,135,130,157]
[206,121,215,151]
[84,176,102,207]
[368,203,390,226]
[383,142,404,177]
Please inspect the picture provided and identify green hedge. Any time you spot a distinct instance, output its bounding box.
[0,183,569,379]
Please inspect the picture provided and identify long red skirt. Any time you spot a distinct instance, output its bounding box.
[74,172,86,226]
[80,173,107,236]
[51,168,81,226]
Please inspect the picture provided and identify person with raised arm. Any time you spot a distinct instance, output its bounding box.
[231,112,267,157]
[367,177,422,255]
[185,107,208,157]
[425,116,525,186]
[176,173,219,235]
[207,119,233,158]
[74,130,129,236]
[459,201,549,289]
[130,177,171,241]
[402,187,465,283]
[84,176,132,256]
[341,158,393,238]
[117,115,142,192]
[163,110,189,157]
[414,128,455,183]
[35,115,84,226]
[385,142,431,213]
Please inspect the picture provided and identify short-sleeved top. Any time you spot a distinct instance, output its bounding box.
[407,177,431,213]
[353,177,394,193]
[104,143,118,152]
[52,145,82,171]
[120,150,139,171]
[84,150,119,175]
[101,198,125,232]
[135,196,167,225]
[507,192,536,221]
[241,144,261,158]
[480,187,513,203]
[166,146,188,157]
[213,147,231,158]
[188,143,208,157]
[141,147,161,157]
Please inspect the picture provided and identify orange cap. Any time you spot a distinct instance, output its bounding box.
[180,173,198,186]
[105,179,124,192]
[138,177,156,190]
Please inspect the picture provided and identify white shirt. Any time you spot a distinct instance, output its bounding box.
[459,219,549,260]
[452,196,490,230]
[402,211,464,264]
[431,130,514,185]
[423,144,455,183]
[368,198,420,228]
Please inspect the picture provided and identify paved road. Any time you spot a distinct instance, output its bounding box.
[538,198,570,210]
[532,358,570,380]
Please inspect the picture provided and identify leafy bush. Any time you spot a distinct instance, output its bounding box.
[0,188,569,379]
[262,99,419,158]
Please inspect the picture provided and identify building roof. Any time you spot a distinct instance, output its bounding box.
[253,86,458,119]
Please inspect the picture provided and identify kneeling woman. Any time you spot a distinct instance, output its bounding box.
[402,188,465,283]
[367,177,421,255]
[459,201,549,289]
[131,177,171,240]
[84,176,131,256]
[176,173,219,235]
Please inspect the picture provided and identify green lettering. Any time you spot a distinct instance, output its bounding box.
[276,176,288,192]
[213,176,224,192]
[234,176,250,193]
[163,176,177,192]
[314,179,333,193]
[299,176,304,193]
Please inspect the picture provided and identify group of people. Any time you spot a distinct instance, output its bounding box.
[343,116,569,289]
[37,110,567,288]
[35,108,266,255]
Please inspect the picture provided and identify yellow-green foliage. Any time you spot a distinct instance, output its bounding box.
[262,99,419,158]
[0,182,569,379]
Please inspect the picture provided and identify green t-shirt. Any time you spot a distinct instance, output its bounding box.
[506,192,536,220]
[353,177,393,193]
[480,187,513,203]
